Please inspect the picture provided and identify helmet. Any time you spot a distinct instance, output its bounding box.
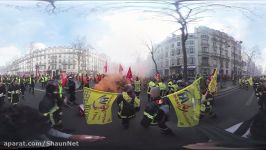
[168,81,173,86]
[45,80,58,94]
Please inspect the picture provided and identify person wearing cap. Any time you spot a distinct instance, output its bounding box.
[141,87,174,135]
[117,84,140,128]
[7,79,21,105]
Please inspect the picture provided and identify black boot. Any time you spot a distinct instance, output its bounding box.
[161,128,175,136]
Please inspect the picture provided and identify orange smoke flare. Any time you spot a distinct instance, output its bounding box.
[94,74,131,93]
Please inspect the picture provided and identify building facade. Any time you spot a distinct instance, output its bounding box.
[6,46,108,76]
[154,26,243,77]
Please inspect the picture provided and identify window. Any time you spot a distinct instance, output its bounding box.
[189,40,194,45]
[202,47,208,52]
[177,58,180,65]
[68,65,70,69]
[188,57,195,64]
[177,42,181,46]
[165,51,168,57]
[171,59,176,66]
[226,62,229,68]
[171,50,174,56]
[201,34,208,39]
[165,60,169,67]
[214,47,217,52]
[177,49,181,55]
[171,43,175,48]
[202,57,209,65]
[189,47,194,53]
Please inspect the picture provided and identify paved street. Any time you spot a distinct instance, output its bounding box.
[6,83,259,150]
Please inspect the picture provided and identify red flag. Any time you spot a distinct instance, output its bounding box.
[104,61,108,73]
[119,64,124,73]
[60,72,67,87]
[126,67,133,81]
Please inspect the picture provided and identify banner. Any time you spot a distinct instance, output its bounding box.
[83,88,118,124]
[208,68,218,94]
[167,78,202,127]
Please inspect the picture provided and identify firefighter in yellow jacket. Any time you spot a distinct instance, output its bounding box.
[158,79,167,97]
[7,79,20,105]
[147,79,157,101]
[134,76,141,98]
[39,80,64,130]
[117,84,140,128]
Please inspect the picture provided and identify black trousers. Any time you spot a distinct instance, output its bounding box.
[135,91,140,98]
[21,89,25,96]
[41,82,45,88]
[147,94,150,102]
[29,84,34,95]
[122,118,130,128]
[69,92,76,102]
[0,97,4,107]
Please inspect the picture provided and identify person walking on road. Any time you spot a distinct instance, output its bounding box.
[117,84,140,129]
[28,75,35,95]
[141,87,174,135]
[68,76,78,105]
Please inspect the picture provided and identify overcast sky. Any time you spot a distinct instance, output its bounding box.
[0,0,266,72]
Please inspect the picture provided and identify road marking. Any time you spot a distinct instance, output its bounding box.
[35,88,45,92]
[216,88,239,99]
[245,92,255,106]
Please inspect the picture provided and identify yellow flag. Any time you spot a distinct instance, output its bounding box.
[208,69,218,94]
[167,78,202,127]
[248,77,253,86]
[83,88,118,124]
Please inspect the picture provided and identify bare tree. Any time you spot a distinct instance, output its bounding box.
[71,36,93,73]
[144,40,159,74]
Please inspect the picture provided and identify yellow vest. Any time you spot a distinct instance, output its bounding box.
[122,92,140,108]
[58,84,63,98]
[134,80,141,92]
[147,81,156,94]
[158,82,167,91]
